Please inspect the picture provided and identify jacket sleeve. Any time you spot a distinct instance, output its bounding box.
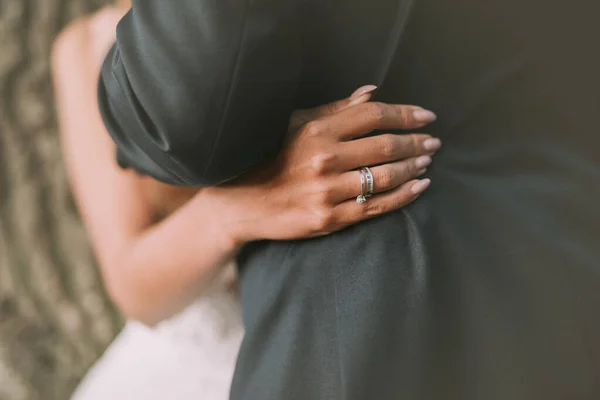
[98,0,304,186]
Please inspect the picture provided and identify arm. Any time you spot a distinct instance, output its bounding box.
[53,16,241,326]
[52,9,440,327]
[99,0,303,186]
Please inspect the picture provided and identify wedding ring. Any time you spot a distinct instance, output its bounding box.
[356,169,367,204]
[362,167,374,197]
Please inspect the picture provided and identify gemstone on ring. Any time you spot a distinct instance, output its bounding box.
[356,195,367,204]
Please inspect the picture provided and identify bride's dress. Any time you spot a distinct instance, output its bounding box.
[71,272,243,400]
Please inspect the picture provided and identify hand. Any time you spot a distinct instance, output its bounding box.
[201,86,442,244]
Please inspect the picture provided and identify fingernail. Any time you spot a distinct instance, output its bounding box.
[350,85,378,100]
[411,179,431,195]
[417,168,428,176]
[415,155,432,169]
[413,109,437,123]
[423,138,442,152]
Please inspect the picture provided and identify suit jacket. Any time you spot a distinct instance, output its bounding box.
[99,1,600,399]
[99,0,414,186]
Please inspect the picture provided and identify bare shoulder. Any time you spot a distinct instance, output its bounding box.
[51,16,92,72]
[51,7,125,75]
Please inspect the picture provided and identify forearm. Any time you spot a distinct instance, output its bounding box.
[105,192,241,326]
[52,18,241,326]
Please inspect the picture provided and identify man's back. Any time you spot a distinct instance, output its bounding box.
[233,0,600,398]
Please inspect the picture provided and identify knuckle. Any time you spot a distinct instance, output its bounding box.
[396,133,419,156]
[309,151,336,175]
[364,202,387,217]
[409,133,421,153]
[379,134,397,158]
[377,167,395,188]
[397,107,412,127]
[364,102,386,124]
[310,181,334,205]
[310,206,336,231]
[303,120,323,137]
[401,161,414,178]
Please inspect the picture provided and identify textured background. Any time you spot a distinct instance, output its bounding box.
[0,1,123,399]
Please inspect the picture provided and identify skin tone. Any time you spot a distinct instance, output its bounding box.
[51,7,441,326]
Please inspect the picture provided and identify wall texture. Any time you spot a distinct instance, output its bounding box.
[0,1,122,399]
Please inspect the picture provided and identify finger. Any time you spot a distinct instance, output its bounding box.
[309,85,378,119]
[321,102,437,141]
[290,85,377,130]
[330,157,432,203]
[336,133,441,171]
[316,85,378,116]
[333,179,431,226]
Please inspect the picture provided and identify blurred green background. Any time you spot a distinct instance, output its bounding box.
[0,1,123,399]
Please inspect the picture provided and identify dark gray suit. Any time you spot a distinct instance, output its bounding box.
[99,0,600,398]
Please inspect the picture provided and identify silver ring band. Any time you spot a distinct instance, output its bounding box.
[356,169,367,204]
[363,167,374,197]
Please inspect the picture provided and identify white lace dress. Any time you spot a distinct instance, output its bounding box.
[71,275,244,400]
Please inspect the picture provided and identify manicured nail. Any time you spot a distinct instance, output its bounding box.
[350,85,378,100]
[413,109,437,123]
[415,155,432,169]
[417,168,428,176]
[423,138,442,152]
[411,179,431,195]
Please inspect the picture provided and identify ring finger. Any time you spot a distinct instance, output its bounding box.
[330,155,432,203]
[331,178,431,230]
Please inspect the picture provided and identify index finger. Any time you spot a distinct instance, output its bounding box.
[321,102,437,141]
[290,85,377,131]
[310,85,379,118]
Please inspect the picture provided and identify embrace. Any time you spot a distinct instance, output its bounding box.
[52,0,600,399]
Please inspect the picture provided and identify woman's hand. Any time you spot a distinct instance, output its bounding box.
[201,87,442,245]
[53,8,438,324]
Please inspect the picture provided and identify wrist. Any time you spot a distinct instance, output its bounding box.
[193,187,255,251]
